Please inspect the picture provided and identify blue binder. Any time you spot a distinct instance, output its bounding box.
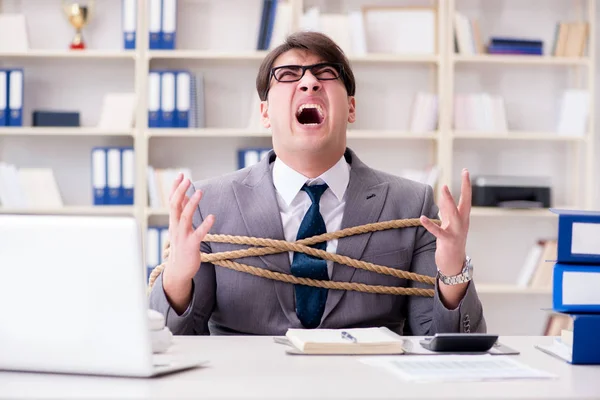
[149,0,162,49]
[160,70,176,127]
[160,0,177,50]
[538,313,600,365]
[106,147,122,205]
[175,70,190,128]
[0,69,7,126]
[121,147,135,205]
[7,69,24,127]
[238,148,272,169]
[553,263,600,312]
[550,208,600,264]
[146,226,160,283]
[148,71,161,128]
[122,0,137,49]
[91,147,108,205]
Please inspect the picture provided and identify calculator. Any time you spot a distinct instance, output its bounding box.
[419,333,498,352]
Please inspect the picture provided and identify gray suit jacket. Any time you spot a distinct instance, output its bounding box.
[149,148,486,336]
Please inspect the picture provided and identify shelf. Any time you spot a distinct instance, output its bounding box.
[148,50,439,64]
[477,284,552,294]
[349,53,440,64]
[147,128,271,138]
[470,207,565,217]
[148,50,268,61]
[0,127,135,137]
[147,208,169,217]
[0,206,135,215]
[0,50,136,60]
[147,128,438,139]
[453,54,590,66]
[348,130,438,139]
[452,131,587,141]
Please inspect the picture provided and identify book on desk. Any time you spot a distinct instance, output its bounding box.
[284,327,405,355]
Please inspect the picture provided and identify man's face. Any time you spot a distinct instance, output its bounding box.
[260,49,356,157]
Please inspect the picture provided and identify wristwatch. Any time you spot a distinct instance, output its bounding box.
[437,256,473,285]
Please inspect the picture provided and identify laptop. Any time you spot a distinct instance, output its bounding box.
[0,214,206,378]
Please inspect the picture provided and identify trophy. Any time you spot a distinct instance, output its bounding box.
[62,0,94,50]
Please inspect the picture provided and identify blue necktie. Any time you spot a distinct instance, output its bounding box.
[291,183,329,329]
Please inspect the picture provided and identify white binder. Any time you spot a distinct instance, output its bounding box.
[146,227,159,281]
[161,0,177,49]
[175,70,190,128]
[148,71,161,128]
[121,147,135,205]
[148,0,162,49]
[0,70,6,126]
[160,71,176,127]
[7,69,23,126]
[91,148,107,205]
[122,0,137,49]
[106,148,122,205]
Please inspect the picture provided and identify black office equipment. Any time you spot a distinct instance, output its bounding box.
[32,111,80,127]
[472,175,551,208]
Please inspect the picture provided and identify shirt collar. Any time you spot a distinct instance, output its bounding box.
[272,155,350,206]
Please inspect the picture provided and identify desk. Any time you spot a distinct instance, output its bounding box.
[0,336,598,399]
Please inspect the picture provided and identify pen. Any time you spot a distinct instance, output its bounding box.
[341,331,358,343]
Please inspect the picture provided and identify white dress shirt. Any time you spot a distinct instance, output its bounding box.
[272,155,350,278]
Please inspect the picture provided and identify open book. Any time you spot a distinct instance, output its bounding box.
[284,327,404,355]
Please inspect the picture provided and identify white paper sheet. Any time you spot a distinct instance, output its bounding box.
[360,354,557,382]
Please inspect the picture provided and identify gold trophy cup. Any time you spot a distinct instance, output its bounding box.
[62,0,94,49]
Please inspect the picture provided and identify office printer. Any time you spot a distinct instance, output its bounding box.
[472,175,551,208]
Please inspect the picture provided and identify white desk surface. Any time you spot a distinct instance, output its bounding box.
[0,336,598,399]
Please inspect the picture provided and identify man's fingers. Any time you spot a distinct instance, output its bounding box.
[439,185,460,221]
[194,214,215,243]
[420,215,444,239]
[457,168,472,221]
[180,190,202,233]
[169,178,191,225]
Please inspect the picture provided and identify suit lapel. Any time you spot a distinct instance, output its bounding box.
[320,151,389,324]
[232,153,299,326]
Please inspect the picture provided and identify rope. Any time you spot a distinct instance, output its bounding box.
[147,218,440,297]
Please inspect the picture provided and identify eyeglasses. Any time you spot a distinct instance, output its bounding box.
[263,62,346,99]
[270,62,344,83]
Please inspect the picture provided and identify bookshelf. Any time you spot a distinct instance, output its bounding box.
[0,0,596,335]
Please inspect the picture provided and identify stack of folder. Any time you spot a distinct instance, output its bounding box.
[148,69,203,129]
[238,148,271,170]
[148,0,177,50]
[536,209,600,365]
[91,147,135,206]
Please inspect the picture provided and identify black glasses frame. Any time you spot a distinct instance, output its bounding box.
[264,62,345,98]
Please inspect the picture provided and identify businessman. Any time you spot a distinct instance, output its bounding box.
[149,31,486,336]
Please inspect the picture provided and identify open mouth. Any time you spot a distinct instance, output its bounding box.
[296,104,324,125]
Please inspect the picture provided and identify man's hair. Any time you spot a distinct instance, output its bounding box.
[256,31,356,101]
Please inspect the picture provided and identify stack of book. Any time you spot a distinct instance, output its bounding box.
[147,166,192,209]
[535,209,600,365]
[0,163,62,208]
[486,37,543,55]
[552,21,588,57]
